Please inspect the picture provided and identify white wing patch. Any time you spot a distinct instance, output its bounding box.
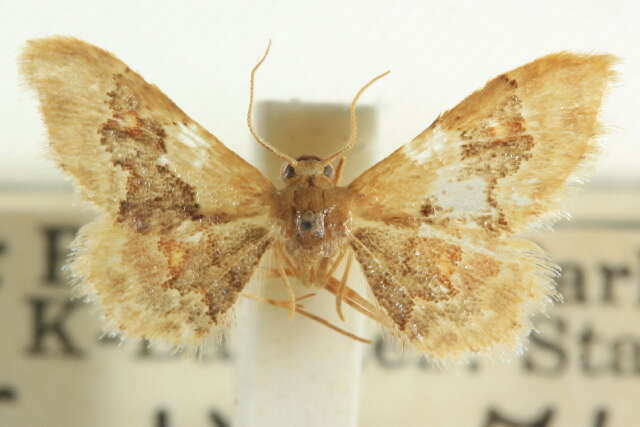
[177,122,210,149]
[431,175,490,214]
[171,123,223,170]
[401,125,453,165]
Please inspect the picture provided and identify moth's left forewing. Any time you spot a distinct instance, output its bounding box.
[349,53,617,359]
[350,52,617,237]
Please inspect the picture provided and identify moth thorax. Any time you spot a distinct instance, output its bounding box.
[295,210,325,238]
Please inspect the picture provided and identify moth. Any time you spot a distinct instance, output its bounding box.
[20,37,616,360]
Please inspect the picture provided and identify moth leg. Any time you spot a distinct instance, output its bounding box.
[335,251,354,322]
[274,242,301,277]
[324,277,392,328]
[333,156,347,185]
[269,245,386,327]
[241,290,315,307]
[278,263,297,319]
[261,267,296,279]
[324,246,349,281]
[311,257,329,284]
[273,243,298,319]
[317,247,390,326]
[293,306,371,344]
[241,291,371,344]
[295,293,317,302]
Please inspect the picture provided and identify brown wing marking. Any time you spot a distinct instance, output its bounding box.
[72,217,273,345]
[99,75,202,232]
[350,53,617,240]
[350,223,557,359]
[20,36,274,231]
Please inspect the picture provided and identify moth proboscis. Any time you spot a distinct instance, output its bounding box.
[20,37,617,360]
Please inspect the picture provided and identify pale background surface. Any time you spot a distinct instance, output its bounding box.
[2,1,640,427]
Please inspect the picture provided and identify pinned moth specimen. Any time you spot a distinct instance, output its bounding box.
[20,37,616,359]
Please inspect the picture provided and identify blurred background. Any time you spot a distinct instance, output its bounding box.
[1,1,639,426]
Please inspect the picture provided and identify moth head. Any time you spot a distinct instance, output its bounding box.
[246,41,390,169]
[280,155,334,182]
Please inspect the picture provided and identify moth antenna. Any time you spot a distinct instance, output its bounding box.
[323,70,390,165]
[247,40,297,165]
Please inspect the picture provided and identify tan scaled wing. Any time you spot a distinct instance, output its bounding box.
[20,37,275,346]
[349,53,617,359]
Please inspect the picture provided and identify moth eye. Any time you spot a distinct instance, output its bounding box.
[282,164,296,180]
[323,164,334,178]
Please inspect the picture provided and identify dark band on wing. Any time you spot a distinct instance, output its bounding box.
[158,226,272,336]
[351,226,461,331]
[100,73,202,233]
[451,94,534,234]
